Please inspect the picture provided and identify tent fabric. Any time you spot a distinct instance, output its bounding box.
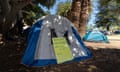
[83,28,109,43]
[22,15,92,67]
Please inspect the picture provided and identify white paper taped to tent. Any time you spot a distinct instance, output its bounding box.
[22,15,92,67]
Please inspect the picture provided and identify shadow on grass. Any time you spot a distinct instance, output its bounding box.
[0,41,120,72]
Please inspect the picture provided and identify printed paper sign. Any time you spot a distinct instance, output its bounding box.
[52,37,73,64]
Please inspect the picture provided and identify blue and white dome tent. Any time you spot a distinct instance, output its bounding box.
[22,15,92,67]
[83,28,109,43]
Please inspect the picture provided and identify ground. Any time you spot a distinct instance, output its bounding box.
[0,35,120,72]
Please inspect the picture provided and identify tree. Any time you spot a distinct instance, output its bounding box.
[22,4,46,25]
[95,0,120,31]
[0,0,56,39]
[68,0,91,38]
[79,0,91,37]
[56,1,71,17]
[0,0,31,39]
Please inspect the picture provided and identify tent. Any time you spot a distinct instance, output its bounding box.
[83,28,109,43]
[22,15,92,67]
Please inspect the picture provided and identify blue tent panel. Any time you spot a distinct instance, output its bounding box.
[83,29,109,43]
[71,27,92,62]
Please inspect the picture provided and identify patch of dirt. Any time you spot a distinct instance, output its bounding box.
[0,35,120,72]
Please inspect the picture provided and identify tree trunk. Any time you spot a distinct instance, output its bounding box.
[106,25,110,31]
[68,0,81,29]
[2,7,19,37]
[79,0,90,38]
[69,0,90,38]
[0,0,31,39]
[0,0,10,33]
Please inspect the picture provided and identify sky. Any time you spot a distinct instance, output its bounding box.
[88,0,99,26]
[39,0,71,15]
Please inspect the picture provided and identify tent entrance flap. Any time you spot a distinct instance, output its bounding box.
[52,37,73,64]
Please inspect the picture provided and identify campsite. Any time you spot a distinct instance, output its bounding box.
[0,0,120,72]
[0,34,120,72]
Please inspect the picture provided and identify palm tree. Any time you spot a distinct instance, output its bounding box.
[79,0,91,38]
[68,0,81,29]
[69,0,91,38]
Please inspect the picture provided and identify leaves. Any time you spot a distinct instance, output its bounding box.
[56,1,71,17]
[95,0,120,30]
[36,0,56,9]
